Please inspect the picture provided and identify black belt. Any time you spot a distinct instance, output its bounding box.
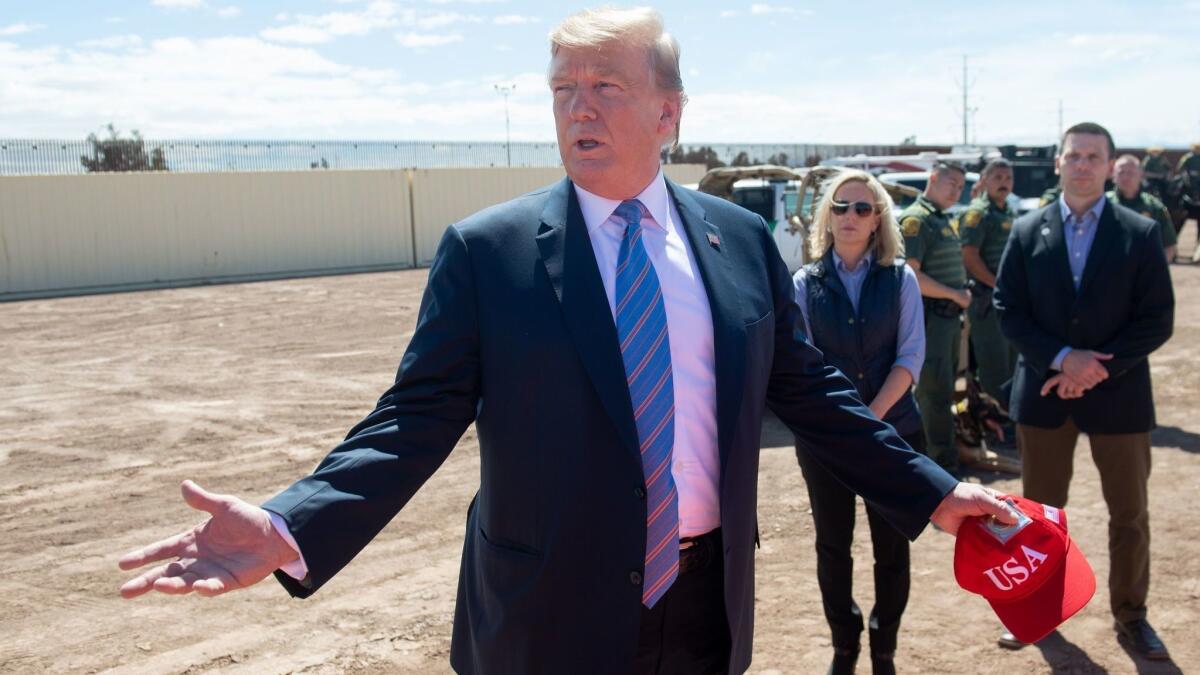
[678,528,721,575]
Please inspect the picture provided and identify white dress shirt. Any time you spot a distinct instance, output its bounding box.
[574,169,720,538]
[270,168,722,579]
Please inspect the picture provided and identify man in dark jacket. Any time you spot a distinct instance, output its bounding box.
[994,122,1174,660]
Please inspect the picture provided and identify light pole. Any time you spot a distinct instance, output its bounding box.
[494,83,515,167]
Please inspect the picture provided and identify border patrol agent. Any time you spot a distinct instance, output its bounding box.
[1109,153,1177,262]
[902,162,970,476]
[1140,147,1171,199]
[961,158,1018,405]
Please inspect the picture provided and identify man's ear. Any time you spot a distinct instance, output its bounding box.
[657,96,679,134]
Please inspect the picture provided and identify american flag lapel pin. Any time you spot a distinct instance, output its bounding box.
[706,232,721,249]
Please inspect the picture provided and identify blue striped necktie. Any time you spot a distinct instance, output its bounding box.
[612,199,679,608]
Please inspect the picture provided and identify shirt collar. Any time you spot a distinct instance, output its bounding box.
[1059,194,1106,226]
[831,248,873,274]
[574,168,672,235]
[916,194,943,215]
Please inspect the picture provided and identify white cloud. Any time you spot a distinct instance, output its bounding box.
[416,12,482,29]
[261,2,487,45]
[151,0,208,9]
[678,31,1200,147]
[0,37,522,138]
[494,14,539,25]
[260,1,403,44]
[395,32,464,47]
[719,10,739,18]
[104,17,126,24]
[0,22,46,36]
[260,25,335,44]
[78,35,145,50]
[217,6,241,19]
[748,3,813,16]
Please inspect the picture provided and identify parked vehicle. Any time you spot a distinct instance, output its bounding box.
[694,165,920,272]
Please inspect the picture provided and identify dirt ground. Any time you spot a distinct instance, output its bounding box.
[2,225,1199,675]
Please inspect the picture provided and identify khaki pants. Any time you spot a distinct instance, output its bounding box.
[1017,420,1151,622]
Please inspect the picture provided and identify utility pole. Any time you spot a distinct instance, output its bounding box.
[1057,99,1064,140]
[494,83,516,167]
[955,55,978,147]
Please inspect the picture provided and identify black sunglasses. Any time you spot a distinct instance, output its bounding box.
[831,200,877,217]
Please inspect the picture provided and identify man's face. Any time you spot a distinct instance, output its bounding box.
[982,167,1013,206]
[1055,133,1114,201]
[550,44,679,199]
[926,169,964,211]
[1113,158,1143,197]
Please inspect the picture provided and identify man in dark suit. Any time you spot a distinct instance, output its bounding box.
[993,122,1174,659]
[119,8,1017,674]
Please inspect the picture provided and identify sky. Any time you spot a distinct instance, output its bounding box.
[2,1,1199,147]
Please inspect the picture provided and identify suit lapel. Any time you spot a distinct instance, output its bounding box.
[534,178,641,460]
[1039,205,1076,302]
[1078,201,1119,294]
[668,181,748,473]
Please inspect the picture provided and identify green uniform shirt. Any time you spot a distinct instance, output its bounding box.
[959,195,1014,277]
[1107,189,1178,248]
[1141,154,1171,179]
[1038,186,1062,208]
[1179,152,1200,191]
[901,194,965,289]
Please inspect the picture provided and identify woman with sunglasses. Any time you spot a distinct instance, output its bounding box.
[792,170,925,675]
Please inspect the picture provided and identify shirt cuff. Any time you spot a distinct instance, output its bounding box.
[266,509,309,581]
[894,357,922,384]
[1051,347,1072,371]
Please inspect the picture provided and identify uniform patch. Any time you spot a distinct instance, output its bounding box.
[902,216,922,237]
[1142,211,1152,218]
[963,210,983,228]
[942,226,953,237]
[1001,220,1012,230]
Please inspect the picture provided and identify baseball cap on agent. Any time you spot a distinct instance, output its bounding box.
[954,495,1096,644]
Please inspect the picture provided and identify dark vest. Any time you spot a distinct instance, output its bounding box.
[804,251,923,436]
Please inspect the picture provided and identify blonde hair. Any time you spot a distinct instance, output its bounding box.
[808,169,904,264]
[548,6,686,146]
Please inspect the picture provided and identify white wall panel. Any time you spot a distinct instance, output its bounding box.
[0,170,413,299]
[0,165,707,299]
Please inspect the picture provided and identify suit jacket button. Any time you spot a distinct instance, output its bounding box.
[629,571,643,585]
[857,372,865,379]
[634,486,646,499]
[1072,318,1079,324]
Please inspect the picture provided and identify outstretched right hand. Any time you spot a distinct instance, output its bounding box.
[118,480,298,599]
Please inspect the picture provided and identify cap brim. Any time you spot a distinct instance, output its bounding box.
[988,539,1097,645]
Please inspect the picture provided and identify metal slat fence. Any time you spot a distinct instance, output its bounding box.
[0,139,949,176]
[0,139,567,175]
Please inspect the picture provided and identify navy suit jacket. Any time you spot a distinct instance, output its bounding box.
[263,177,956,674]
[994,200,1174,433]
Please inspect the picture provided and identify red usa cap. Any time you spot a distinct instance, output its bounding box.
[954,495,1096,644]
